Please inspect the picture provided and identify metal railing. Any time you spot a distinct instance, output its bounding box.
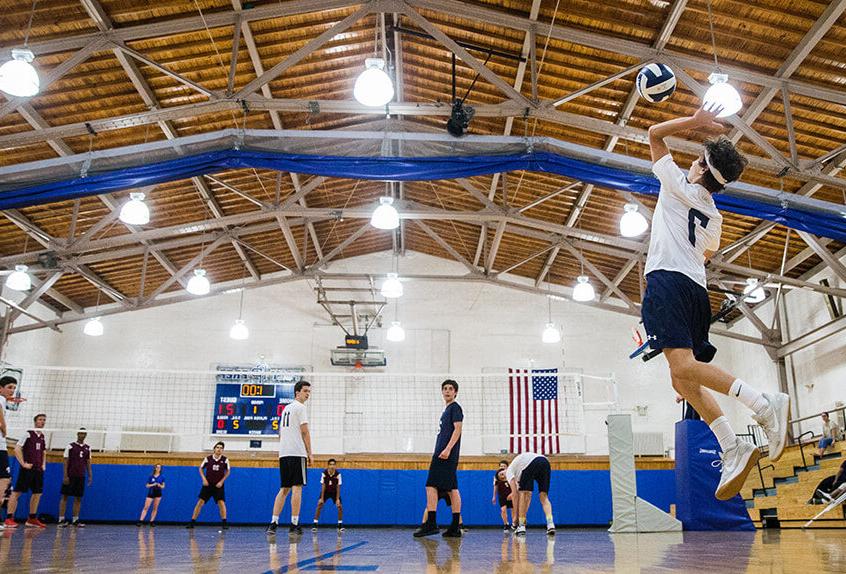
[796,430,815,470]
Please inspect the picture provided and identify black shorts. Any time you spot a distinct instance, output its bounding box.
[146,488,162,499]
[426,456,458,491]
[60,476,86,498]
[321,491,341,504]
[437,489,452,506]
[498,494,513,509]
[518,456,551,494]
[198,485,225,502]
[641,270,716,363]
[14,467,44,494]
[279,456,307,488]
[0,451,10,479]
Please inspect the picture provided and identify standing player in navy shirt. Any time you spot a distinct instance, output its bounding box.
[645,105,789,500]
[187,441,230,529]
[57,428,93,527]
[414,379,463,538]
[138,464,165,526]
[6,413,47,528]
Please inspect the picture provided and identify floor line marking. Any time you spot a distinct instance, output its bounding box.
[265,540,369,574]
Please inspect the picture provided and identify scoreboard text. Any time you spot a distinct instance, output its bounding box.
[212,382,295,435]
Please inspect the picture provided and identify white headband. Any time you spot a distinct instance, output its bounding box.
[704,151,728,186]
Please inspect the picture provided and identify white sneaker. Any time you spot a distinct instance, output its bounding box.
[546,524,555,535]
[715,439,761,500]
[515,525,526,536]
[752,392,790,462]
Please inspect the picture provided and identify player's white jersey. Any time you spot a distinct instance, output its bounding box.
[645,154,722,288]
[278,399,309,457]
[505,452,544,483]
[0,395,7,448]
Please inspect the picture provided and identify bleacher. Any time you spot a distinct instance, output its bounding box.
[742,438,845,528]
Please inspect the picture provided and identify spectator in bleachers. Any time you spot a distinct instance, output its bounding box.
[818,412,840,458]
[817,459,846,503]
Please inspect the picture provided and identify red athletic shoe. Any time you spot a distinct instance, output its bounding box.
[3,518,18,528]
[25,518,46,529]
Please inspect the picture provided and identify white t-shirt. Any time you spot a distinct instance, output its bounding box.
[505,452,544,483]
[0,395,6,449]
[278,400,309,457]
[645,154,723,288]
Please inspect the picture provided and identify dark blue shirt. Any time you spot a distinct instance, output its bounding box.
[147,474,165,496]
[434,402,463,462]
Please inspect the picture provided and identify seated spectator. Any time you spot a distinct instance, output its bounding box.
[814,459,846,503]
[818,412,841,457]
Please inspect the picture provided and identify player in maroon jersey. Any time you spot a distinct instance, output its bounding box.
[312,458,344,532]
[5,413,47,528]
[57,428,93,528]
[492,468,514,531]
[187,441,230,530]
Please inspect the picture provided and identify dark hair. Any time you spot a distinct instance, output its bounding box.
[442,379,458,392]
[34,413,46,422]
[0,376,17,388]
[823,412,829,417]
[214,441,225,449]
[328,458,337,464]
[701,136,748,193]
[152,464,162,474]
[499,460,508,466]
[295,380,311,394]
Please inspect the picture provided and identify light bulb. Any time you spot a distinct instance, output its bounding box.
[186,268,210,295]
[703,73,742,118]
[542,322,561,344]
[0,49,40,97]
[119,192,150,225]
[5,264,31,291]
[353,58,394,107]
[381,272,403,298]
[386,321,406,342]
[619,203,649,237]
[572,275,595,302]
[370,196,399,230]
[229,319,249,340]
[743,277,766,304]
[83,317,104,337]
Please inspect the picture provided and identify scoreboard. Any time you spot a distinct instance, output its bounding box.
[211,364,302,436]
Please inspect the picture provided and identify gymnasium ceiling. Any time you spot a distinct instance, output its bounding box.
[1,0,845,343]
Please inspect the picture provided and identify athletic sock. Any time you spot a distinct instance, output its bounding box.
[710,416,738,453]
[545,513,554,525]
[729,379,768,416]
[425,511,437,526]
[450,513,460,528]
[292,515,299,526]
[271,515,279,524]
[73,516,79,522]
[221,519,227,525]
[29,513,35,520]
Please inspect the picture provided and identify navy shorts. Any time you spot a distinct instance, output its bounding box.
[60,476,86,498]
[641,270,716,363]
[0,451,10,479]
[426,456,458,491]
[198,485,225,502]
[518,457,551,493]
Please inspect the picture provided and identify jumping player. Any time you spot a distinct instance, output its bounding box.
[493,468,514,531]
[267,380,312,535]
[414,379,463,538]
[645,104,790,500]
[57,428,92,527]
[187,441,230,529]
[506,451,555,536]
[138,464,165,526]
[312,458,343,532]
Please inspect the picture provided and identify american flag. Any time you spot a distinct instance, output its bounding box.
[509,368,560,454]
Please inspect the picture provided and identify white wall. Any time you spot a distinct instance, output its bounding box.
[3,250,819,455]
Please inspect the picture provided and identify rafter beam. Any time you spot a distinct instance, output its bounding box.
[145,233,231,301]
[277,215,304,271]
[6,272,64,323]
[599,255,642,304]
[795,230,846,283]
[308,223,372,270]
[485,220,507,274]
[411,220,477,274]
[534,246,560,287]
[560,242,637,310]
[289,173,323,261]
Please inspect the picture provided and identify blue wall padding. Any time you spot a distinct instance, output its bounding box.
[3,149,845,242]
[6,459,674,526]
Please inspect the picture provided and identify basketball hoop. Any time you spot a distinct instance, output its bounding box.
[350,360,365,383]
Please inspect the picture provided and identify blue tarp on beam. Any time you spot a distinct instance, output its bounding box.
[2,149,844,242]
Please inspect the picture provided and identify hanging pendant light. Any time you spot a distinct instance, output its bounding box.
[572,275,595,302]
[229,285,249,339]
[83,317,104,337]
[5,264,31,291]
[119,192,150,225]
[619,203,649,237]
[354,58,394,107]
[542,322,561,344]
[371,196,399,230]
[186,268,210,295]
[0,48,40,97]
[742,277,766,304]
[703,73,742,118]
[381,272,403,298]
[386,320,406,342]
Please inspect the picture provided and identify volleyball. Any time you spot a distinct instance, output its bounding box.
[636,63,676,103]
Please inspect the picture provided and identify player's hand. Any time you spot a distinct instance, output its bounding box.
[308,455,313,466]
[491,498,496,505]
[202,479,209,487]
[63,477,70,485]
[22,462,33,469]
[507,494,513,501]
[9,396,27,404]
[88,477,93,486]
[216,481,223,488]
[438,448,450,460]
[692,104,725,130]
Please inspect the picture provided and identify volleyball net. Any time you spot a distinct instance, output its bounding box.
[4,365,618,455]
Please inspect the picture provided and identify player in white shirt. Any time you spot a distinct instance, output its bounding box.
[644,104,790,500]
[266,380,312,535]
[506,452,554,536]
[0,377,16,529]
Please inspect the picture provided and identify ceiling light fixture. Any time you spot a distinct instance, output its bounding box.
[5,264,31,291]
[619,203,649,237]
[119,192,150,225]
[186,268,210,296]
[701,0,742,117]
[370,196,399,230]
[0,2,41,98]
[572,275,595,302]
[386,320,406,342]
[353,15,394,107]
[742,277,766,304]
[83,317,104,337]
[229,284,249,340]
[381,272,403,299]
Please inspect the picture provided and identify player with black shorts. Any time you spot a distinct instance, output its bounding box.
[6,413,47,529]
[267,380,312,535]
[312,458,343,532]
[0,376,16,529]
[187,441,230,529]
[138,463,165,526]
[645,106,789,500]
[413,379,463,538]
[493,468,513,531]
[507,452,555,536]
[57,428,92,527]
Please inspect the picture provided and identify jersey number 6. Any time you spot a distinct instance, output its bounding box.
[687,208,710,247]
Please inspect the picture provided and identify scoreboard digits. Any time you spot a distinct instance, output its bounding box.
[212,382,295,435]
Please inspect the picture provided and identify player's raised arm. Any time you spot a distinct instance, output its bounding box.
[647,105,725,163]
